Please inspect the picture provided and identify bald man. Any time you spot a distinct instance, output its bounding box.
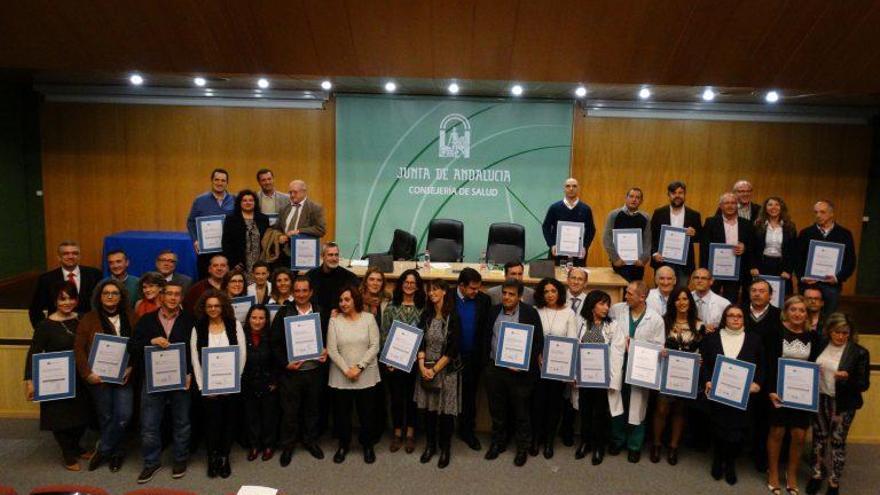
[273,180,328,268]
[541,178,596,267]
[701,193,754,304]
[796,200,856,316]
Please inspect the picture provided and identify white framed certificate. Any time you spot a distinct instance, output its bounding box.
[32,351,76,402]
[659,350,700,399]
[201,346,241,396]
[493,322,535,371]
[196,215,225,254]
[759,275,785,308]
[290,235,320,270]
[708,355,756,411]
[577,343,610,388]
[657,225,688,265]
[284,313,324,362]
[612,228,642,265]
[708,243,740,281]
[776,358,820,412]
[804,240,844,280]
[145,343,187,393]
[87,334,130,384]
[625,341,662,389]
[540,336,578,381]
[231,295,256,323]
[555,221,585,258]
[379,320,424,372]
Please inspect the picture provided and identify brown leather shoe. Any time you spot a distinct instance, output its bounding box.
[405,436,416,454]
[390,435,402,452]
[64,461,81,472]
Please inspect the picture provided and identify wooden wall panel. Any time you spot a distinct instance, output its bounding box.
[41,101,336,269]
[572,111,872,294]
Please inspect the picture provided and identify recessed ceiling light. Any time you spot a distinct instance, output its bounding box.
[193,77,206,87]
[575,86,587,98]
[638,87,651,99]
[511,84,523,96]
[448,83,460,94]
[257,78,270,89]
[701,88,716,101]
[321,80,332,90]
[765,90,780,103]
[384,81,397,92]
[129,73,144,86]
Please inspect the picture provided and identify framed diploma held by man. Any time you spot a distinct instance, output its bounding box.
[379,321,424,372]
[145,343,187,393]
[541,336,578,381]
[776,358,820,412]
[577,343,610,388]
[201,346,241,396]
[555,221,585,258]
[284,313,324,363]
[290,235,320,271]
[804,240,844,280]
[625,341,662,390]
[708,243,740,281]
[87,333,130,384]
[231,295,256,323]
[494,322,535,371]
[612,228,642,265]
[708,355,756,411]
[657,225,689,265]
[759,275,785,308]
[32,351,76,402]
[195,215,225,254]
[660,350,700,399]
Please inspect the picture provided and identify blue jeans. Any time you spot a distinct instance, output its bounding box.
[141,384,191,468]
[90,383,133,457]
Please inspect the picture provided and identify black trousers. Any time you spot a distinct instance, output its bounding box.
[386,368,417,432]
[203,395,239,457]
[713,280,743,304]
[53,425,88,464]
[334,387,377,448]
[457,353,482,437]
[485,364,535,452]
[752,392,771,469]
[279,368,322,448]
[531,378,566,445]
[579,388,611,447]
[243,389,279,450]
[614,264,645,282]
[552,254,586,267]
[424,411,454,450]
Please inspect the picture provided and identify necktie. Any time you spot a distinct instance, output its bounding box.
[571,298,580,313]
[291,203,302,231]
[67,272,76,287]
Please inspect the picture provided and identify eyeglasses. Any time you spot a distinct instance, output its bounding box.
[102,291,121,297]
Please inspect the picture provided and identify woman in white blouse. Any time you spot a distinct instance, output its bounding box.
[267,268,294,305]
[189,290,246,479]
[750,197,797,295]
[327,285,381,464]
[530,278,577,459]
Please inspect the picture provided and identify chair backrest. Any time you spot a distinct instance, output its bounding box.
[124,489,199,495]
[388,229,417,260]
[30,485,109,495]
[426,219,464,262]
[486,222,525,265]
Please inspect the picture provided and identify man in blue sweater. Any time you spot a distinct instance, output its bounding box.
[541,178,596,267]
[186,168,234,280]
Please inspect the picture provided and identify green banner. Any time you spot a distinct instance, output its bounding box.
[336,95,573,262]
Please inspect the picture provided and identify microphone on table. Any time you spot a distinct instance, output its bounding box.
[346,242,360,268]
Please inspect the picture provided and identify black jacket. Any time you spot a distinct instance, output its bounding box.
[243,326,277,394]
[29,266,103,328]
[270,302,327,371]
[417,309,461,360]
[795,224,857,286]
[485,302,544,374]
[751,223,798,275]
[222,212,270,272]
[650,205,702,272]
[714,202,761,222]
[700,214,754,281]
[130,309,195,375]
[764,327,821,395]
[699,330,765,428]
[449,288,492,361]
[816,339,870,411]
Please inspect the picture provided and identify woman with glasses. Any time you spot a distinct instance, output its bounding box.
[223,269,248,298]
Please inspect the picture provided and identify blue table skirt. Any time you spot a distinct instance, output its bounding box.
[102,231,196,279]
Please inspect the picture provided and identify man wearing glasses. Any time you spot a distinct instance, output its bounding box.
[154,250,192,293]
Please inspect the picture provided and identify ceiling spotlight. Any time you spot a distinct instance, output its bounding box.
[511,84,523,96]
[448,83,460,94]
[205,91,214,97]
[257,78,270,89]
[701,88,716,101]
[638,87,651,99]
[575,86,587,98]
[384,81,397,92]
[320,80,332,90]
[765,90,780,103]
[193,77,206,87]
[129,73,144,86]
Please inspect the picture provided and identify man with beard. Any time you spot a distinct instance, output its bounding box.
[650,181,702,288]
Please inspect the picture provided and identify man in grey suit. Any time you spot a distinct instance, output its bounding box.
[486,261,535,306]
[154,250,192,293]
[274,180,328,268]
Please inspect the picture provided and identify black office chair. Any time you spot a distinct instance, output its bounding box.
[363,229,417,261]
[485,222,525,265]
[426,219,464,262]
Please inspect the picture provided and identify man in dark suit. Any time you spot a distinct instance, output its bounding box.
[273,180,327,269]
[701,192,754,303]
[29,240,102,328]
[796,199,856,316]
[154,250,192,293]
[483,279,544,467]
[650,181,702,288]
[715,180,761,221]
[451,267,492,450]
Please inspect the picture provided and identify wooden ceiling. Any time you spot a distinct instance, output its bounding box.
[2,0,880,95]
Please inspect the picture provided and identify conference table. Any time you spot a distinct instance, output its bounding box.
[343,260,628,303]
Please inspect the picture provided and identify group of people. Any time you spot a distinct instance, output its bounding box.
[22,170,869,495]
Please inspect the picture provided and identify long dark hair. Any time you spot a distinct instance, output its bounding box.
[580,290,612,324]
[719,304,745,330]
[243,304,270,339]
[424,279,454,319]
[392,269,426,308]
[754,196,796,236]
[91,278,131,314]
[534,277,568,309]
[663,287,698,333]
[233,189,261,217]
[194,289,236,321]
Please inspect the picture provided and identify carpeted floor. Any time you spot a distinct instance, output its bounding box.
[1,419,878,494]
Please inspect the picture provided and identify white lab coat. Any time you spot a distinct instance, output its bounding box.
[570,316,626,413]
[608,302,666,425]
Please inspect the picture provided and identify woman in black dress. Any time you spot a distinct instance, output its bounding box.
[241,304,279,462]
[222,189,270,275]
[24,281,92,471]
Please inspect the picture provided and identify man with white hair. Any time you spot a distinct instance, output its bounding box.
[716,180,760,221]
[701,192,754,303]
[645,266,676,316]
[273,179,327,268]
[796,199,856,316]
